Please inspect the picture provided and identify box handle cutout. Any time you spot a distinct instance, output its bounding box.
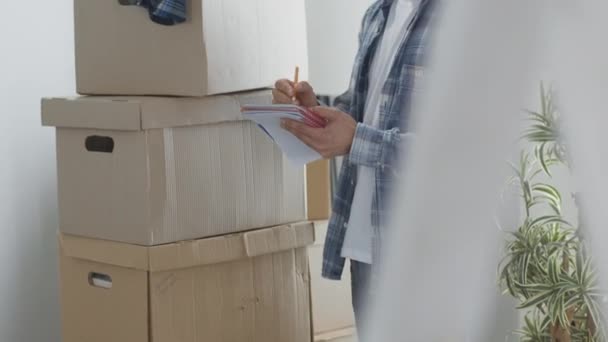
[85,136,114,153]
[117,0,139,5]
[88,272,113,289]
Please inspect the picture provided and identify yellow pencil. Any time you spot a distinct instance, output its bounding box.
[292,66,300,102]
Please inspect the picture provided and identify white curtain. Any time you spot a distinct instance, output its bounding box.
[364,0,567,340]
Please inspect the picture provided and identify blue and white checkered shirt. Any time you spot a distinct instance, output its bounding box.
[322,0,437,280]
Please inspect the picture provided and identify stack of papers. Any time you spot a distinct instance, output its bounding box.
[241,105,327,165]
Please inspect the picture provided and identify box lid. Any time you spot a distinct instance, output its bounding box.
[42,90,271,131]
[59,222,315,272]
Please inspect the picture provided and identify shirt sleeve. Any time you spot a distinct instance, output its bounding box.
[348,123,414,170]
[333,91,355,116]
[316,91,353,114]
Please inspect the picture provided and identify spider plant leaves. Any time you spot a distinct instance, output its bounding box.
[529,215,571,229]
[502,82,603,341]
[518,288,554,309]
[533,184,562,204]
[527,110,550,125]
[538,142,551,176]
[518,310,552,342]
[541,82,548,115]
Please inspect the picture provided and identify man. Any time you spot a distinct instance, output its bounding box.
[273,0,437,335]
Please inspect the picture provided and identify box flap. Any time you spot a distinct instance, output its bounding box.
[140,90,271,129]
[59,234,150,271]
[41,90,272,131]
[148,222,315,272]
[244,221,315,258]
[42,97,142,131]
[60,222,314,272]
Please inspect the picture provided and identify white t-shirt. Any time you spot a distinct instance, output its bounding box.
[341,0,419,264]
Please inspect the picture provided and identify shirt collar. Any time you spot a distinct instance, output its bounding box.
[381,0,393,9]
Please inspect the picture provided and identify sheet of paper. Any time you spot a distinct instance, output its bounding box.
[242,107,323,165]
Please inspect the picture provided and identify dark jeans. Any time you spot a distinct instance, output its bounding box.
[351,260,373,340]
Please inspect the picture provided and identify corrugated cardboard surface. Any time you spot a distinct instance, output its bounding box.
[59,222,314,342]
[149,248,311,342]
[43,92,306,245]
[306,159,332,220]
[74,0,308,96]
[60,256,150,342]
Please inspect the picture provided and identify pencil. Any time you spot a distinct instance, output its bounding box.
[292,66,300,103]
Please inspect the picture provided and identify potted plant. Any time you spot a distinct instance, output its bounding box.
[499,84,605,341]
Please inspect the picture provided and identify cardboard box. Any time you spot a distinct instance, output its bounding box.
[306,159,332,220]
[59,222,314,342]
[42,91,306,245]
[74,0,309,96]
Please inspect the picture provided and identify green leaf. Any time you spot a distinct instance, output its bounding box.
[576,251,584,284]
[547,253,560,284]
[541,82,547,115]
[563,292,582,309]
[549,203,561,215]
[527,110,550,125]
[518,291,553,309]
[533,184,562,204]
[509,161,522,179]
[532,195,561,212]
[529,215,571,229]
[524,133,557,143]
[538,142,551,176]
[527,124,554,134]
[520,253,531,287]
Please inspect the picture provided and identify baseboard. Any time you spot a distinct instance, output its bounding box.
[314,327,356,341]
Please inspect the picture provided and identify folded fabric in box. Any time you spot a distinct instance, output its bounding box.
[119,0,186,25]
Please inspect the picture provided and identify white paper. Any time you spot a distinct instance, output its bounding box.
[243,111,322,166]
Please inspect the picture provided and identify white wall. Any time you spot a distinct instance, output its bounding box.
[306,0,374,96]
[0,1,75,341]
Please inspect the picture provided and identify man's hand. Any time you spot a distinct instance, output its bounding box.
[273,79,318,107]
[281,106,357,159]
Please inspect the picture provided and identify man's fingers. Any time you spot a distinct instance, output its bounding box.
[295,81,313,95]
[272,88,294,104]
[311,106,339,121]
[281,118,309,136]
[281,119,322,142]
[274,79,295,97]
[282,121,320,151]
[294,81,318,107]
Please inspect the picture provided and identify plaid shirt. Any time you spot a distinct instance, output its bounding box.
[322,0,437,280]
[125,0,186,25]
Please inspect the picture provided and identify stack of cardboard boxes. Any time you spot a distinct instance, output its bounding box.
[41,1,333,341]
